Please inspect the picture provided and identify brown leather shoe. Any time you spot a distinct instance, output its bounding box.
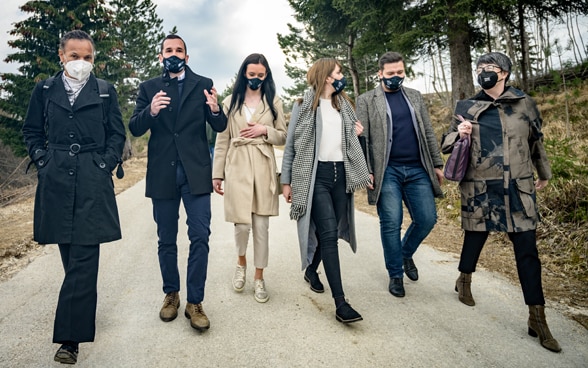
[184,302,210,331]
[159,292,180,322]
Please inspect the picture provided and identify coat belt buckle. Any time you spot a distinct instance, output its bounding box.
[69,143,81,156]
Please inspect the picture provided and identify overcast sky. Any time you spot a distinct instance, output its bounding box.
[1,1,586,97]
[0,0,301,95]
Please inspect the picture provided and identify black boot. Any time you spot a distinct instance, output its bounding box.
[335,302,363,323]
[304,267,325,293]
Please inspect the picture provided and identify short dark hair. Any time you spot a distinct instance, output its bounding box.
[378,52,404,70]
[476,52,512,79]
[160,34,187,54]
[59,30,95,53]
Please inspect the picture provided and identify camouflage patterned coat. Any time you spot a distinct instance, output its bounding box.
[441,87,552,232]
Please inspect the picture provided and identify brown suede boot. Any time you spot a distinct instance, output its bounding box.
[455,272,475,306]
[528,305,562,352]
[159,291,180,322]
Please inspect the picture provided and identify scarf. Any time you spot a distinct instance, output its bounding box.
[290,88,371,220]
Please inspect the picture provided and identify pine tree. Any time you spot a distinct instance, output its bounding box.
[0,0,116,156]
[106,0,165,123]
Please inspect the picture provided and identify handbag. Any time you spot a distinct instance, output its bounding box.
[444,115,471,182]
[276,172,282,195]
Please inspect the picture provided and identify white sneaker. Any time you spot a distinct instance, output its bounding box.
[232,265,246,292]
[254,279,269,303]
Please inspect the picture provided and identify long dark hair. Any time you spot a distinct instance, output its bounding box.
[228,53,278,120]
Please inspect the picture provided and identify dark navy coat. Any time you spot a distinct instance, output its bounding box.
[22,72,126,245]
[129,66,227,199]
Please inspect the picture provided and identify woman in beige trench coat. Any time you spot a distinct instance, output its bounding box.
[212,53,287,303]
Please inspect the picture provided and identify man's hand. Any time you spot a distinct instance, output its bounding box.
[354,121,364,136]
[150,90,170,116]
[204,87,220,113]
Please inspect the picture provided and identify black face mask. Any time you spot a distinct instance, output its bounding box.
[331,76,347,95]
[381,76,404,91]
[247,78,264,90]
[478,71,499,89]
[162,55,186,74]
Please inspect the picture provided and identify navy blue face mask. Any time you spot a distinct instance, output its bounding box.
[331,76,347,95]
[162,55,186,73]
[382,76,404,91]
[247,78,264,90]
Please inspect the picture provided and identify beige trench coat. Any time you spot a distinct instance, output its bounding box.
[212,95,287,224]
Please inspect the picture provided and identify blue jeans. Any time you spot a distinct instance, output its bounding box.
[377,164,437,278]
[152,161,211,304]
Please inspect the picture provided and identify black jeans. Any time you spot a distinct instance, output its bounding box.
[458,230,545,305]
[310,161,350,299]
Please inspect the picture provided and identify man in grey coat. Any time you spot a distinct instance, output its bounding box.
[356,52,444,298]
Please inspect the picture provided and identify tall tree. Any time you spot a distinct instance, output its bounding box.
[0,0,115,155]
[106,0,165,122]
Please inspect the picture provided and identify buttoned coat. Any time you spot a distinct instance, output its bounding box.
[356,85,444,205]
[212,95,287,223]
[281,101,358,270]
[22,72,126,245]
[129,66,228,199]
[441,87,552,232]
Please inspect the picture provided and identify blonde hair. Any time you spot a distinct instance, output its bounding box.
[306,58,353,111]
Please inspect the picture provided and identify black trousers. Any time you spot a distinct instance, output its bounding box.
[458,230,545,305]
[309,161,349,300]
[53,243,100,344]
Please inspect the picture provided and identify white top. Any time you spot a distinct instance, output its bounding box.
[318,98,343,161]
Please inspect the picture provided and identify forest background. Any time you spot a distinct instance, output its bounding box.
[0,0,587,327]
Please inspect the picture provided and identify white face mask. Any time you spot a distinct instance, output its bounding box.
[64,59,93,81]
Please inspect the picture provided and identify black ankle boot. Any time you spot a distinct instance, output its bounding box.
[336,302,363,323]
[304,268,324,293]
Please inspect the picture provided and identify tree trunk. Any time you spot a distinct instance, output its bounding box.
[447,0,475,106]
[517,0,529,91]
[347,33,360,98]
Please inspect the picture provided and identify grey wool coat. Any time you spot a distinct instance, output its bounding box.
[22,72,126,245]
[281,101,358,270]
[356,85,444,205]
[212,95,287,223]
[441,87,552,233]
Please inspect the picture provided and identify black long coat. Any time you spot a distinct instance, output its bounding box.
[129,66,227,199]
[22,72,126,245]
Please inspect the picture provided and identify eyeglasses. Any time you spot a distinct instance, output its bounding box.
[475,65,502,73]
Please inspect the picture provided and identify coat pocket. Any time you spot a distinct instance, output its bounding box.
[460,180,488,219]
[513,177,537,218]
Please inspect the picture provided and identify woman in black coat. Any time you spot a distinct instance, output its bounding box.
[22,30,125,365]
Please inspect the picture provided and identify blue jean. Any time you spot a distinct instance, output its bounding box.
[377,164,437,278]
[152,161,211,304]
